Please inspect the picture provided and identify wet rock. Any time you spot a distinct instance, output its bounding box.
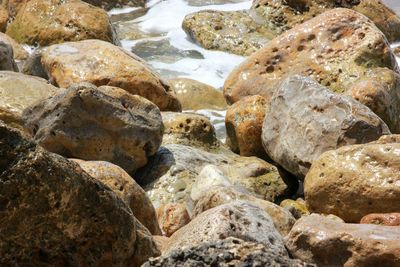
[225,95,267,158]
[193,186,296,236]
[6,0,118,46]
[186,0,248,6]
[280,199,309,219]
[286,214,400,266]
[83,0,145,10]
[144,237,311,267]
[23,83,163,174]
[0,32,28,60]
[224,9,400,131]
[114,20,152,40]
[360,213,400,226]
[0,123,160,266]
[394,46,400,57]
[304,139,400,222]
[109,7,149,23]
[262,75,390,179]
[71,159,161,235]
[182,10,273,56]
[165,201,288,254]
[0,41,17,71]
[156,203,191,237]
[38,40,181,111]
[169,77,227,110]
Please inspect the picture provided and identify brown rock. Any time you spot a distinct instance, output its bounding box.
[360,213,400,226]
[39,40,181,111]
[286,214,400,266]
[280,199,309,219]
[0,32,28,60]
[152,235,169,254]
[156,203,191,237]
[0,6,8,32]
[394,46,400,57]
[23,83,164,174]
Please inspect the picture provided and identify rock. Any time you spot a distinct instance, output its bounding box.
[0,6,8,32]
[0,32,28,60]
[137,144,288,211]
[193,186,296,236]
[394,46,400,57]
[224,9,400,131]
[70,159,161,235]
[6,0,118,46]
[0,41,17,71]
[280,199,309,219]
[225,95,267,158]
[250,0,400,42]
[304,139,400,222]
[182,10,273,56]
[186,0,248,6]
[285,214,400,266]
[38,40,181,111]
[152,235,169,254]
[144,237,310,267]
[360,213,400,226]
[262,75,390,179]
[169,77,227,110]
[83,0,145,10]
[114,20,152,40]
[156,203,191,237]
[0,123,160,266]
[165,201,288,254]
[23,83,163,174]
[162,112,219,149]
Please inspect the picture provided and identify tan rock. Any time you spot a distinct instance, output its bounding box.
[152,235,169,254]
[280,199,309,219]
[0,41,17,71]
[0,5,8,32]
[169,77,227,110]
[0,32,28,60]
[156,203,191,237]
[39,40,181,111]
[360,213,400,226]
[285,214,400,266]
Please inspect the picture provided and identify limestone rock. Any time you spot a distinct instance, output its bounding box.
[6,0,118,46]
[152,235,169,254]
[0,123,159,266]
[0,32,28,60]
[280,199,309,219]
[23,83,163,174]
[305,139,400,222]
[71,159,161,235]
[360,213,400,226]
[285,214,400,266]
[39,40,181,111]
[0,41,17,71]
[262,75,390,179]
[156,203,191,237]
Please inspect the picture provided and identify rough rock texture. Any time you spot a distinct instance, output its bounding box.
[0,6,7,32]
[0,41,18,71]
[144,237,311,267]
[6,0,118,46]
[182,10,273,56]
[156,203,191,237]
[165,201,288,254]
[23,83,163,174]
[224,9,400,132]
[0,32,28,60]
[152,235,169,254]
[262,75,390,179]
[225,95,267,158]
[285,214,400,266]
[280,199,309,219]
[71,159,161,235]
[193,186,296,236]
[304,140,400,222]
[136,144,288,211]
[39,40,181,111]
[0,123,159,266]
[169,77,227,110]
[83,0,145,10]
[360,213,400,226]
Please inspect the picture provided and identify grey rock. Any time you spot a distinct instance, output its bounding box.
[0,41,18,71]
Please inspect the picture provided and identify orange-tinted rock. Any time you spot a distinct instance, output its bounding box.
[360,213,400,226]
[156,203,191,237]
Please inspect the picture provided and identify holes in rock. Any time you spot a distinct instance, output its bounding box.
[297,45,305,52]
[266,65,274,73]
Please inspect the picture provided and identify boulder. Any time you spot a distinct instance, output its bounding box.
[83,0,145,10]
[23,83,163,174]
[360,213,400,226]
[71,159,161,235]
[285,214,400,266]
[0,41,17,71]
[0,32,28,60]
[156,203,191,237]
[280,199,309,219]
[262,75,390,179]
[304,139,400,222]
[0,6,7,32]
[0,123,159,266]
[38,40,181,111]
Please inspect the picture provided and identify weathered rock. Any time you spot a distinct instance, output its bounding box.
[0,32,28,60]
[38,40,181,111]
[182,10,273,56]
[193,186,296,236]
[360,213,400,226]
[0,6,8,32]
[152,235,169,254]
[169,77,227,110]
[23,83,163,174]
[144,237,311,267]
[262,75,390,179]
[224,9,400,131]
[165,201,288,254]
[0,123,160,266]
[394,46,400,57]
[280,199,309,219]
[6,0,118,46]
[225,95,267,158]
[114,20,151,40]
[71,159,161,235]
[285,214,400,266]
[0,41,17,71]
[156,203,191,237]
[83,0,145,10]
[304,140,400,222]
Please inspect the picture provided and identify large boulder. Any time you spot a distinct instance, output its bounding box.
[285,214,400,266]
[37,40,181,111]
[23,83,164,174]
[224,8,400,132]
[304,137,400,222]
[0,41,18,71]
[0,123,159,266]
[262,75,390,179]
